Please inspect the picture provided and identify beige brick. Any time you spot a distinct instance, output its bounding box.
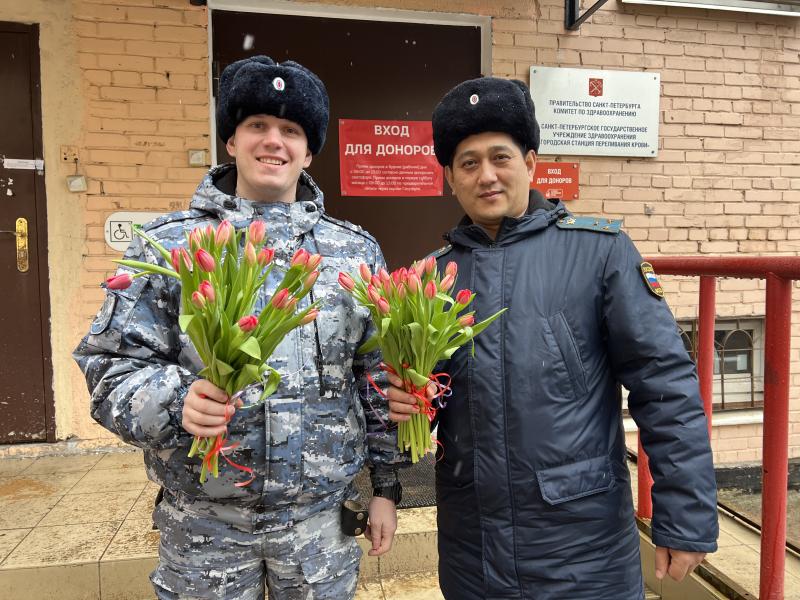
[97,22,155,40]
[126,6,184,23]
[100,86,156,102]
[100,118,158,134]
[111,71,142,86]
[602,39,643,53]
[102,181,160,195]
[129,103,184,119]
[126,40,182,58]
[97,54,154,71]
[85,70,112,86]
[156,88,208,105]
[158,120,211,135]
[78,37,126,54]
[154,25,208,44]
[155,57,207,74]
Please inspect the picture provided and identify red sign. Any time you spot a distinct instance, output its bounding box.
[531,162,579,201]
[589,78,603,97]
[339,119,443,197]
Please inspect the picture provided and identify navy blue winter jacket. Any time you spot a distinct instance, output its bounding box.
[434,191,718,600]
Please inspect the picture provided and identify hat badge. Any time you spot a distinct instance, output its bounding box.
[273,77,285,91]
[469,94,479,105]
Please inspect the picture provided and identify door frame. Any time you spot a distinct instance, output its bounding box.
[206,0,491,164]
[0,21,55,442]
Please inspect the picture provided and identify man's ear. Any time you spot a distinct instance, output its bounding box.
[525,150,536,183]
[444,165,454,191]
[225,134,237,159]
[303,150,312,169]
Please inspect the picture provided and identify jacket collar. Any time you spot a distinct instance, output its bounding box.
[445,189,567,249]
[189,163,324,237]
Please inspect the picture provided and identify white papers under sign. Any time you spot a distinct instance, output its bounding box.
[530,66,660,158]
[2,158,44,170]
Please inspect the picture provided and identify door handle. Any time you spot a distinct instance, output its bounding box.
[0,218,29,272]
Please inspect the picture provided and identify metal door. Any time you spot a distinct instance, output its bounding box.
[212,11,482,268]
[0,23,54,443]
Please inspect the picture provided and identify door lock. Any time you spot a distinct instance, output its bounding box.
[0,218,29,272]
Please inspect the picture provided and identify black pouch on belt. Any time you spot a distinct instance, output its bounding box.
[341,500,369,536]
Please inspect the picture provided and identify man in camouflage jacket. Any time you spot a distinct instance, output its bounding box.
[74,56,406,600]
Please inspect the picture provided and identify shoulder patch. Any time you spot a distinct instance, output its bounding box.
[639,262,664,299]
[556,215,622,234]
[319,213,378,245]
[427,244,453,260]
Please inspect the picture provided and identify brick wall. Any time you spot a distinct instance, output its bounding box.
[73,0,210,318]
[67,0,799,458]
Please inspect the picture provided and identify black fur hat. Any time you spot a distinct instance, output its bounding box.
[432,76,540,166]
[216,56,329,155]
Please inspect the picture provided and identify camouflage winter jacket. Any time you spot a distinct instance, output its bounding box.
[74,164,405,532]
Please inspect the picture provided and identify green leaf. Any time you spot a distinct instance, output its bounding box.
[357,334,380,355]
[435,292,454,303]
[381,317,392,337]
[442,346,460,359]
[214,359,234,376]
[178,314,194,332]
[427,323,438,335]
[260,366,282,400]
[238,336,262,360]
[405,367,430,388]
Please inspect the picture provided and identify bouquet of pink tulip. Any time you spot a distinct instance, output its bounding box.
[338,257,505,463]
[106,220,322,484]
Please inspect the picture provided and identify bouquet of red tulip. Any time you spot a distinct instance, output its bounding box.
[338,257,505,462]
[106,220,322,484]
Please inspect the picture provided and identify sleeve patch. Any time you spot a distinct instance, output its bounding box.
[640,262,664,299]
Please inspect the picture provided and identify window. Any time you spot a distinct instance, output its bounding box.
[678,319,764,411]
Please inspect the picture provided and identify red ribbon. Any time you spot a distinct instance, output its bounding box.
[199,400,255,488]
[367,362,451,460]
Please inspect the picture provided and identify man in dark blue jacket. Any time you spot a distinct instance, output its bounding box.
[387,77,718,599]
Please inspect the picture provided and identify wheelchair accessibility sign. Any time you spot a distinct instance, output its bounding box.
[104,212,164,252]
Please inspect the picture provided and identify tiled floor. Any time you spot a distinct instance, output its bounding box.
[0,447,797,599]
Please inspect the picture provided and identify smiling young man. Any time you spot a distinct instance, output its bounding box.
[74,56,406,600]
[386,77,719,599]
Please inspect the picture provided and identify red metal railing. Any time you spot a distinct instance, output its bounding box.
[635,256,800,600]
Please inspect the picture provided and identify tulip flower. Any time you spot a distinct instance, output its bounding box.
[257,248,274,267]
[303,271,319,291]
[248,220,266,245]
[237,315,258,332]
[189,228,203,250]
[291,248,309,268]
[171,248,181,273]
[456,289,473,305]
[306,253,322,271]
[106,273,132,290]
[407,272,421,294]
[180,248,193,272]
[367,285,382,306]
[191,291,206,309]
[300,309,319,325]
[336,257,506,465]
[458,314,475,327]
[359,263,371,282]
[271,288,289,309]
[199,280,215,302]
[195,248,215,273]
[338,272,356,291]
[244,242,257,266]
[440,274,455,292]
[107,216,324,488]
[215,220,233,247]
